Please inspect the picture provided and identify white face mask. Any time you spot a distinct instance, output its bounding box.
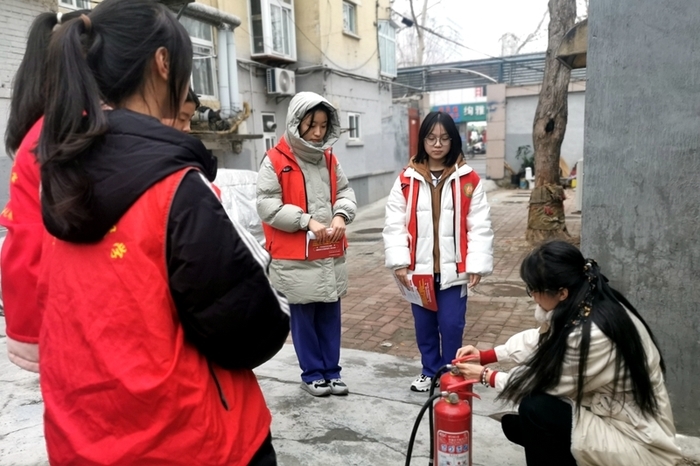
[534,304,552,324]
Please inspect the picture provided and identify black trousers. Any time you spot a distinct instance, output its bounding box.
[501,393,577,466]
[248,432,277,466]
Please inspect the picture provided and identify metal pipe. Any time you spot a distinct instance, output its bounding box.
[183,2,240,29]
[217,27,232,118]
[226,28,242,114]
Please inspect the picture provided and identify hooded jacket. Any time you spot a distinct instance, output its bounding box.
[383,159,494,289]
[256,92,357,304]
[37,109,290,465]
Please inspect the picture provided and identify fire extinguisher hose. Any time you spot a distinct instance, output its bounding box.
[405,392,443,466]
[428,365,450,466]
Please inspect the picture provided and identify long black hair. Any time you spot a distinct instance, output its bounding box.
[413,111,462,167]
[499,241,665,417]
[38,0,192,237]
[4,10,88,156]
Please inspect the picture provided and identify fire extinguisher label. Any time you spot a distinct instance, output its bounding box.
[436,430,469,466]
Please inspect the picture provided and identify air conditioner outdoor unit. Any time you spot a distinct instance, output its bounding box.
[266,68,296,96]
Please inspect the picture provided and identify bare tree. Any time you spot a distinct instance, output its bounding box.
[396,0,462,67]
[525,0,577,244]
[515,8,549,54]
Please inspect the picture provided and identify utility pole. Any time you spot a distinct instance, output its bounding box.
[409,0,431,117]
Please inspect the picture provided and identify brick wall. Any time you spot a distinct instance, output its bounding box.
[0,0,55,91]
[0,0,55,208]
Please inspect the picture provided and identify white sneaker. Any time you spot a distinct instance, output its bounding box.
[328,378,349,396]
[301,379,332,397]
[410,374,432,392]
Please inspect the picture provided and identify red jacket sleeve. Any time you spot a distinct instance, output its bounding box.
[1,118,44,343]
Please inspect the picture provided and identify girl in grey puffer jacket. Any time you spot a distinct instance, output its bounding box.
[257,92,356,397]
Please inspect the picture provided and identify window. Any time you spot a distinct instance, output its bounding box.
[378,20,397,77]
[262,113,277,151]
[59,0,90,9]
[180,16,217,99]
[250,0,297,62]
[348,113,361,140]
[342,1,357,35]
[264,136,277,151]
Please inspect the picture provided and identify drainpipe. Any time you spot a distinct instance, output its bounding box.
[226,27,242,115]
[217,27,232,118]
[217,26,242,118]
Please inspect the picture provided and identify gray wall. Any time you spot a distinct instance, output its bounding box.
[0,99,12,210]
[505,92,585,173]
[234,68,407,206]
[582,0,700,434]
[0,0,55,210]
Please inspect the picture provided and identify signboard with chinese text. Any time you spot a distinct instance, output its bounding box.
[432,103,488,123]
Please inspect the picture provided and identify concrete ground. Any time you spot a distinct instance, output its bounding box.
[2,183,700,465]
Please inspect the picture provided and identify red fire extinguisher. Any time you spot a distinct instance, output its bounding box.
[433,380,479,466]
[439,367,474,463]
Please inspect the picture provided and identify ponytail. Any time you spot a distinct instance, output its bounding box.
[36,0,192,238]
[38,14,107,235]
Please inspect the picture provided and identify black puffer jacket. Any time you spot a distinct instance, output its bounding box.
[42,109,290,369]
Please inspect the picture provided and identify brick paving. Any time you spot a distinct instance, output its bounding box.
[338,188,582,365]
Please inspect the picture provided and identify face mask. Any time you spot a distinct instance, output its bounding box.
[534,304,552,323]
[535,304,553,334]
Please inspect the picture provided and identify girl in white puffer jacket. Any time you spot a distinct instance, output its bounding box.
[383,111,494,392]
[456,241,682,466]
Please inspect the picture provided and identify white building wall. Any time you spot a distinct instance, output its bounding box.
[505,91,585,173]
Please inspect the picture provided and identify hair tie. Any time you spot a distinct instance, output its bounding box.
[56,12,63,25]
[80,14,92,34]
[570,258,598,327]
[583,258,598,283]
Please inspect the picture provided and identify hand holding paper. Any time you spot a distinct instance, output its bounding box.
[393,273,438,311]
[306,230,345,260]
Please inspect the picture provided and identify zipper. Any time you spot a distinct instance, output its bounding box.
[208,360,230,410]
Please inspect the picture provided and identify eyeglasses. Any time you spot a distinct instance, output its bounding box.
[525,285,562,297]
[425,135,451,146]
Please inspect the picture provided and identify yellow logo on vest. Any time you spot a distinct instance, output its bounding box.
[109,225,117,233]
[110,243,127,259]
[10,172,18,183]
[462,183,474,198]
[1,207,13,221]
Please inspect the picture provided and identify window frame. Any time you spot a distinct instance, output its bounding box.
[59,0,91,10]
[342,1,358,36]
[348,113,361,140]
[378,20,398,78]
[249,0,297,62]
[180,16,218,101]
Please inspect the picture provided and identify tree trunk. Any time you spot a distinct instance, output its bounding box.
[526,0,577,245]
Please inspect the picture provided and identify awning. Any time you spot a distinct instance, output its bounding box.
[556,19,588,70]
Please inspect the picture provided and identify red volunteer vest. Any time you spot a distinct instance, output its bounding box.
[262,136,341,260]
[400,167,481,273]
[38,168,271,465]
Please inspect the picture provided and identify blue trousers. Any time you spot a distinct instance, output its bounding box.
[411,284,467,378]
[289,300,342,383]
